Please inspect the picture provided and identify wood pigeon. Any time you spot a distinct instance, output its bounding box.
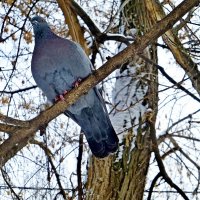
[31,16,118,158]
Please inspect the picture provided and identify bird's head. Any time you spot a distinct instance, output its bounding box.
[31,16,52,39]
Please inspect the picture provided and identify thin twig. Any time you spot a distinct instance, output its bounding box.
[1,169,21,200]
[149,121,189,200]
[70,0,133,45]
[37,141,67,200]
[0,85,37,94]
[139,54,200,103]
[147,172,162,200]
[77,133,83,200]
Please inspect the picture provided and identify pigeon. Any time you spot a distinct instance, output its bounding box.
[30,16,118,158]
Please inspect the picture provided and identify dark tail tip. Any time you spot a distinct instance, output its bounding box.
[88,133,119,158]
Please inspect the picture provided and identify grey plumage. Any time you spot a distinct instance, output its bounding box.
[31,16,118,158]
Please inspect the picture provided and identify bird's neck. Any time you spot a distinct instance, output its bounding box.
[34,27,57,41]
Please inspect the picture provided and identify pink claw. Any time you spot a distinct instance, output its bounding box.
[55,90,68,101]
[63,90,68,95]
[55,94,65,102]
[73,78,82,88]
[55,90,69,102]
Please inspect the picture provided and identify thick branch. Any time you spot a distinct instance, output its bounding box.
[0,0,198,167]
[0,123,20,135]
[0,113,29,127]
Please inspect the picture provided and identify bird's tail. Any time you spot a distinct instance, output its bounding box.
[65,107,119,158]
[85,122,119,158]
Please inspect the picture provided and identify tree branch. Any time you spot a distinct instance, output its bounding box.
[139,54,200,103]
[147,172,162,200]
[1,169,21,200]
[77,133,83,200]
[169,137,200,194]
[0,123,20,135]
[35,139,67,200]
[146,0,200,95]
[0,113,29,127]
[149,121,189,200]
[70,0,102,38]
[0,85,37,94]
[70,0,133,45]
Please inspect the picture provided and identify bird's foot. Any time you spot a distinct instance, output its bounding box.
[55,90,68,102]
[55,94,65,101]
[63,90,68,95]
[73,77,82,88]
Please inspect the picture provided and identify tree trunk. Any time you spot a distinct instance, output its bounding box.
[85,1,158,199]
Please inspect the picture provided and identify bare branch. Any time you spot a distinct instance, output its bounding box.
[149,121,189,200]
[0,85,37,94]
[0,123,20,135]
[1,169,21,200]
[0,113,29,127]
[139,54,200,103]
[146,0,200,95]
[34,139,67,200]
[57,0,89,54]
[77,133,83,200]
[169,137,200,194]
[70,0,133,45]
[147,172,162,200]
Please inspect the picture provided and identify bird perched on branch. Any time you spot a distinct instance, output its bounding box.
[30,16,118,158]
